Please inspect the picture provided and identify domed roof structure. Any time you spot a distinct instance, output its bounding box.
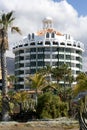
[42,17,53,29]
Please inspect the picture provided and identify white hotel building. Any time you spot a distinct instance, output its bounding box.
[13,17,84,89]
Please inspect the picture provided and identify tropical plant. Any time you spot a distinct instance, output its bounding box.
[73,72,87,96]
[38,65,52,82]
[37,92,68,119]
[26,73,47,105]
[0,11,21,121]
[13,91,31,112]
[7,75,18,89]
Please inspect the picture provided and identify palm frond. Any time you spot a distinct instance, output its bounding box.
[11,26,22,35]
[9,18,15,23]
[6,11,14,21]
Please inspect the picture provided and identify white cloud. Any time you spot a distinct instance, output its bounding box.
[0,0,87,71]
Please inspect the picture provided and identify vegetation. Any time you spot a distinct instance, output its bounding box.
[0,11,21,121]
[37,92,68,119]
[73,72,87,96]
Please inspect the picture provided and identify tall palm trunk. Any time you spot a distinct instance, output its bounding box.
[1,49,8,94]
[0,29,10,121]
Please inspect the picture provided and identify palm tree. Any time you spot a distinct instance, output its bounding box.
[73,73,87,129]
[7,75,18,89]
[26,73,47,105]
[0,11,21,121]
[73,72,87,96]
[38,65,52,82]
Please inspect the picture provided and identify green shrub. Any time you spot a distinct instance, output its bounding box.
[37,92,68,119]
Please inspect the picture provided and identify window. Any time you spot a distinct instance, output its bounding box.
[51,32,55,38]
[28,34,31,40]
[30,42,35,45]
[67,43,71,46]
[53,41,58,45]
[44,47,50,51]
[30,48,36,52]
[30,62,36,66]
[59,48,64,52]
[59,54,64,59]
[19,50,24,54]
[38,54,44,59]
[32,33,34,39]
[66,55,71,60]
[44,54,50,59]
[25,63,30,67]
[19,56,24,60]
[19,45,23,47]
[60,42,65,45]
[26,49,30,53]
[52,55,58,59]
[46,32,49,38]
[25,70,30,74]
[52,47,58,52]
[37,41,43,45]
[38,61,44,66]
[37,47,44,52]
[30,54,36,59]
[25,56,30,60]
[24,43,28,46]
[30,69,36,74]
[65,48,71,52]
[45,41,50,45]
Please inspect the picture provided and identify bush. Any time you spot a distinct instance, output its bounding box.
[36,92,68,119]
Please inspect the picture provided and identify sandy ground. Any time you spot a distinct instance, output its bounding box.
[0,120,79,130]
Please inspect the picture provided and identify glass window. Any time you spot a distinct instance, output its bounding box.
[53,41,58,45]
[30,54,36,59]
[30,42,35,45]
[30,62,36,66]
[32,33,34,39]
[25,49,30,53]
[59,54,64,59]
[28,34,31,40]
[52,55,58,59]
[52,47,58,52]
[45,41,50,45]
[65,48,71,52]
[59,48,64,52]
[37,41,43,45]
[38,54,44,59]
[51,32,55,38]
[25,63,30,67]
[37,61,44,66]
[46,32,49,38]
[60,42,65,45]
[66,55,71,60]
[25,70,30,74]
[30,48,36,52]
[67,43,71,46]
[37,47,44,52]
[44,54,50,59]
[44,47,50,51]
[30,69,36,74]
[25,56,30,60]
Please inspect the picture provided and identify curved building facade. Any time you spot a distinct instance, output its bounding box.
[13,17,84,89]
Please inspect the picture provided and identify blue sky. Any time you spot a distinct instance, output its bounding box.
[53,0,87,16]
[67,0,87,16]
